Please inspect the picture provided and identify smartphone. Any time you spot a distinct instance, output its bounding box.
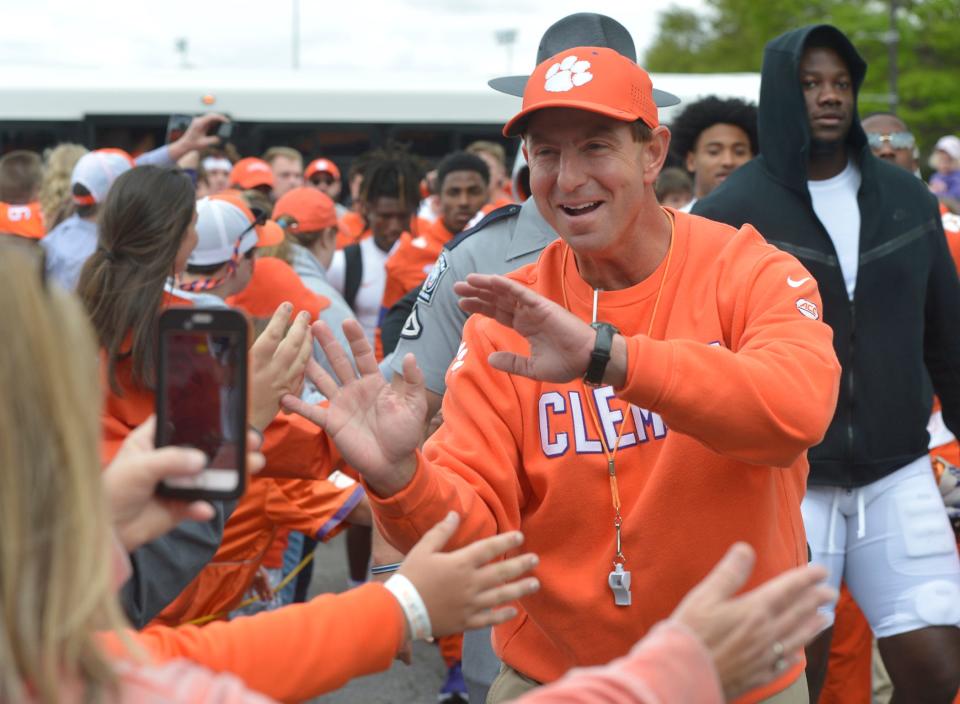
[208,119,234,145]
[155,308,249,501]
[166,114,193,144]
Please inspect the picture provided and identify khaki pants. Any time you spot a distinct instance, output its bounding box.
[486,663,809,703]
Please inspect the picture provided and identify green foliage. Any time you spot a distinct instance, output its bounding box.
[644,0,960,155]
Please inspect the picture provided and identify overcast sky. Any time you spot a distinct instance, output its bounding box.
[0,0,706,77]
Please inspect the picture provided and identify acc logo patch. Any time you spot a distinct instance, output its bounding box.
[400,304,422,340]
[796,298,819,320]
[418,252,449,305]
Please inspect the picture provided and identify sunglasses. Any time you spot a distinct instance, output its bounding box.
[867,132,915,150]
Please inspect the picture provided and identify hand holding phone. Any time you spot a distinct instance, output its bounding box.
[106,416,266,550]
[155,308,250,501]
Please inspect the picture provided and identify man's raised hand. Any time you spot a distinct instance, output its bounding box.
[455,273,598,384]
[281,319,427,497]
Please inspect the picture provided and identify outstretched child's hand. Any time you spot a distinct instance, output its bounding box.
[398,512,540,639]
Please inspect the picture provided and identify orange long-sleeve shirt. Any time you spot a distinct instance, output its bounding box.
[150,470,363,626]
[102,582,404,703]
[369,212,841,703]
[381,219,454,312]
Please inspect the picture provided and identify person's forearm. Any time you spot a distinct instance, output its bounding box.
[516,621,722,704]
[105,582,405,703]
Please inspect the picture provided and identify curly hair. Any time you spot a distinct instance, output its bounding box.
[38,143,88,228]
[669,96,758,163]
[359,143,424,213]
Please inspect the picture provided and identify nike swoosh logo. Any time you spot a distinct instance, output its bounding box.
[787,276,811,288]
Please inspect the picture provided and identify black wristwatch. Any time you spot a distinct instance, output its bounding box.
[584,322,618,387]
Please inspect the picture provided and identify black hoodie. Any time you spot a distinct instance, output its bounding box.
[694,25,960,488]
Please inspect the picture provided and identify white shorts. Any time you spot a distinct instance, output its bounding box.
[802,456,960,638]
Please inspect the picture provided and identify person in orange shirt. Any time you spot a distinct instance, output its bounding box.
[76,165,319,628]
[147,192,370,625]
[286,46,842,704]
[381,151,490,313]
[0,150,46,239]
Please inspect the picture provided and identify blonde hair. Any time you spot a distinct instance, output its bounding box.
[38,144,88,229]
[0,244,125,702]
[261,146,303,168]
[466,140,506,168]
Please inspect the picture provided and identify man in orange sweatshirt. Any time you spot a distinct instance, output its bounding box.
[286,46,841,703]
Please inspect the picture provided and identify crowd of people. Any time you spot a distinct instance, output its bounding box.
[1,10,959,704]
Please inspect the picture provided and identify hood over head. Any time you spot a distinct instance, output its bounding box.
[758,24,867,189]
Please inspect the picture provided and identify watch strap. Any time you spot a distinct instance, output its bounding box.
[584,322,617,386]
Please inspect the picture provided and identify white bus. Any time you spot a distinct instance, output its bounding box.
[0,67,760,164]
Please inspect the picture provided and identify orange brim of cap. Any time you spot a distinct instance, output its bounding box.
[256,220,285,247]
[503,99,639,137]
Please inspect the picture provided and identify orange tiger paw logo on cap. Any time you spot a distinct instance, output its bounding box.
[544,55,594,92]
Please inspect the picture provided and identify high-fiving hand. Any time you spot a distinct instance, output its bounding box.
[282,319,427,497]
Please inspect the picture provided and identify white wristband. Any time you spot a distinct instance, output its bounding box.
[385,574,432,641]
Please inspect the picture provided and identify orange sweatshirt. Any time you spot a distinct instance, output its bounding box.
[151,470,363,626]
[102,582,405,703]
[369,211,840,702]
[381,219,454,312]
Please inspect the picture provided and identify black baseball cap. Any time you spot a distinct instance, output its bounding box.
[489,12,681,108]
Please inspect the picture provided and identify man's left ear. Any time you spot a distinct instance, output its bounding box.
[643,126,672,185]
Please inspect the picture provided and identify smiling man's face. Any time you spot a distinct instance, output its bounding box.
[525,108,655,256]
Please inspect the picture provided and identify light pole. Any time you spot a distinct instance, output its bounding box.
[292,0,301,70]
[175,37,190,70]
[495,29,518,73]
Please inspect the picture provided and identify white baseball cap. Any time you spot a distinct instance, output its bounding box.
[189,195,259,266]
[935,135,960,161]
[71,149,135,205]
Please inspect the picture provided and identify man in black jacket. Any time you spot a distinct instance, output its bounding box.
[694,24,960,703]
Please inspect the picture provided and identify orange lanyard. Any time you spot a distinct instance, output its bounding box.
[559,210,675,565]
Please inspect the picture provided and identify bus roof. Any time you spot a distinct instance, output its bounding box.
[0,69,761,124]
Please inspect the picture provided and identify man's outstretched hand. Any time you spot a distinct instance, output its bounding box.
[455,273,626,387]
[281,319,427,497]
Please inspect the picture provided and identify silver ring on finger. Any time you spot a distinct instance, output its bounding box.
[773,657,788,673]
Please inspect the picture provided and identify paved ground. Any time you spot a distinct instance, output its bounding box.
[306,532,446,704]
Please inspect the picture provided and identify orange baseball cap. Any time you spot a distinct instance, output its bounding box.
[230,157,275,190]
[305,158,340,182]
[503,46,676,137]
[273,187,338,232]
[208,191,284,248]
[0,201,45,239]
